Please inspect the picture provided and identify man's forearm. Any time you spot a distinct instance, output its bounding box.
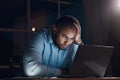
[23,60,61,77]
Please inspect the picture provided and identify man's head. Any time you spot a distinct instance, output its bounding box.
[52,15,81,49]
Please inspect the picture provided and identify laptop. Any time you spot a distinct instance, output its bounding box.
[61,45,114,78]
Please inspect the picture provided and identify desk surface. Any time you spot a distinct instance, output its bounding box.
[2,77,120,80]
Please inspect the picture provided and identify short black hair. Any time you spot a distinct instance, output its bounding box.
[55,15,76,29]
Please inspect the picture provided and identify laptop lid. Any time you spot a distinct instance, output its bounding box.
[69,45,114,77]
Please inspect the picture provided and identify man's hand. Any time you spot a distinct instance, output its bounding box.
[73,19,82,45]
[70,16,82,45]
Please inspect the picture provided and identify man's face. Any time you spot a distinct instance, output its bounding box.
[53,26,77,49]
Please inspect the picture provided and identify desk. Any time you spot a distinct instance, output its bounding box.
[2,77,120,80]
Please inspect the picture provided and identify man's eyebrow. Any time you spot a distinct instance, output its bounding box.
[62,33,75,39]
[62,34,68,38]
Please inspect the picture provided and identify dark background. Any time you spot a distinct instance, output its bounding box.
[0,0,120,77]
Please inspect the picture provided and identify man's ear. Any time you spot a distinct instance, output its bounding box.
[52,25,58,34]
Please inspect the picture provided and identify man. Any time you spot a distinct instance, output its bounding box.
[22,15,82,77]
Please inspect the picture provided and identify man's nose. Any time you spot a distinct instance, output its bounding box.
[64,38,70,44]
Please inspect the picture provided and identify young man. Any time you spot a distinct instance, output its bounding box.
[22,15,82,77]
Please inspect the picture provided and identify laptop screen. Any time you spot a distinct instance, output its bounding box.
[69,45,114,77]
